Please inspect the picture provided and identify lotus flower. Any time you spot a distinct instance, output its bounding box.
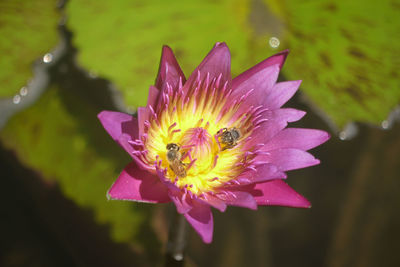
[98,43,329,243]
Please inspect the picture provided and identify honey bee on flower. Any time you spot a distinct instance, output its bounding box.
[216,127,241,151]
[166,143,187,178]
[98,43,329,243]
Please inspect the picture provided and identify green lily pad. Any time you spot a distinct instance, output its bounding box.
[67,0,400,128]
[265,0,400,128]
[0,86,150,244]
[0,0,59,98]
[66,0,255,109]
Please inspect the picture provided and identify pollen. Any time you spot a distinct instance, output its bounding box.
[180,127,212,160]
[143,72,256,195]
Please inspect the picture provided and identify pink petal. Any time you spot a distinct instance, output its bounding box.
[229,64,280,112]
[137,107,150,137]
[219,190,257,210]
[240,163,287,183]
[264,108,306,123]
[201,193,227,212]
[262,80,302,109]
[170,191,193,214]
[232,50,289,90]
[184,42,231,93]
[98,113,148,166]
[98,111,138,140]
[155,169,182,192]
[244,108,306,150]
[147,85,160,108]
[252,180,311,208]
[257,148,320,171]
[263,128,330,151]
[155,45,186,91]
[184,201,214,243]
[98,111,139,155]
[117,135,153,170]
[107,162,170,203]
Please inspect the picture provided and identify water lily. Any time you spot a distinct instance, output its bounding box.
[98,43,329,243]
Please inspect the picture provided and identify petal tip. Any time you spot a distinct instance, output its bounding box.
[294,80,302,86]
[97,110,109,120]
[162,44,172,51]
[203,235,213,244]
[312,159,321,166]
[274,49,290,69]
[279,49,290,55]
[213,42,230,56]
[298,110,307,119]
[214,42,228,48]
[302,198,312,209]
[324,131,332,142]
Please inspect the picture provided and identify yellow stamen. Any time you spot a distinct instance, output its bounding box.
[144,82,251,195]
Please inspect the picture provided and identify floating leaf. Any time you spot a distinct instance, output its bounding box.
[66,0,256,109]
[67,0,399,127]
[0,0,59,98]
[265,0,400,127]
[0,87,150,244]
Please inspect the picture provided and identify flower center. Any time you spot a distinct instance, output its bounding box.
[180,127,213,161]
[142,73,259,195]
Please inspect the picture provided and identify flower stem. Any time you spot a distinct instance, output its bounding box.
[165,209,187,267]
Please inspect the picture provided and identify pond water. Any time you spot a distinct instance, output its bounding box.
[1,13,399,267]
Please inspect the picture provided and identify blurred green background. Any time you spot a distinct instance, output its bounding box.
[1,0,399,266]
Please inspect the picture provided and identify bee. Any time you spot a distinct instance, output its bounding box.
[217,127,241,150]
[166,143,187,178]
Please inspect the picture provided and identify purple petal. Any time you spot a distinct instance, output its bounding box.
[251,180,311,208]
[170,191,193,214]
[98,111,138,140]
[155,169,182,193]
[137,107,150,137]
[107,162,170,203]
[263,128,330,151]
[147,85,160,108]
[184,201,214,243]
[229,64,280,113]
[263,108,306,123]
[98,111,139,155]
[219,190,257,210]
[257,148,320,171]
[262,80,302,109]
[117,134,153,170]
[239,163,287,183]
[184,42,231,93]
[201,193,227,212]
[155,45,186,91]
[232,50,289,90]
[244,108,306,150]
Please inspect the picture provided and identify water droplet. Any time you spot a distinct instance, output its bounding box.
[269,37,280,48]
[173,253,183,261]
[20,86,28,96]
[89,71,98,78]
[339,132,346,140]
[43,53,53,63]
[339,123,358,140]
[126,106,135,114]
[13,95,21,104]
[381,120,389,129]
